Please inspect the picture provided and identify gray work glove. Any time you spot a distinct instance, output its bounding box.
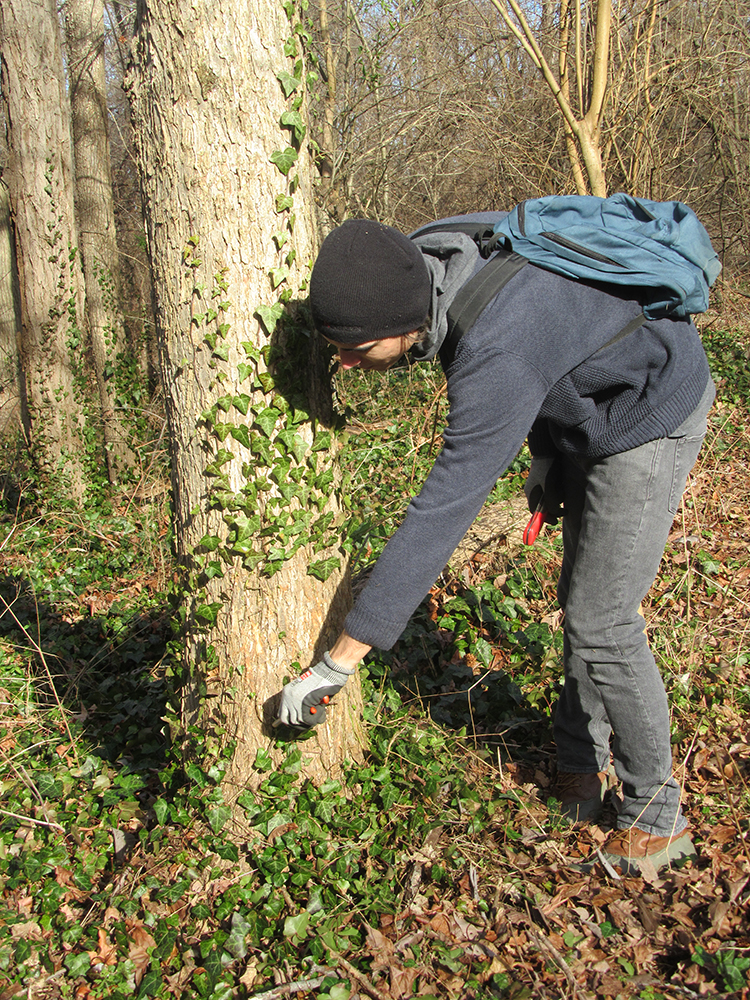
[277,652,354,727]
[524,455,564,521]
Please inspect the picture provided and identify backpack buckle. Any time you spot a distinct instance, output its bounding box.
[478,230,509,259]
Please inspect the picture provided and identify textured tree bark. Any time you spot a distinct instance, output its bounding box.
[127,0,364,815]
[65,0,136,482]
[0,0,88,500]
[0,180,24,437]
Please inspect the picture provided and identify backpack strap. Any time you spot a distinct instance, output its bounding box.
[589,312,647,358]
[412,220,646,372]
[411,222,527,371]
[439,247,527,371]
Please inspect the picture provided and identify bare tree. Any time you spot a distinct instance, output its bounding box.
[0,0,89,501]
[305,0,748,292]
[127,0,364,815]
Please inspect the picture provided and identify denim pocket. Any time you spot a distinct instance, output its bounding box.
[665,382,714,513]
[667,428,706,514]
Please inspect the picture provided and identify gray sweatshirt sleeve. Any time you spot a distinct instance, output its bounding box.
[343,348,550,648]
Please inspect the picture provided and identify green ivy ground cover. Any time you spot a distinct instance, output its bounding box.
[0,336,748,999]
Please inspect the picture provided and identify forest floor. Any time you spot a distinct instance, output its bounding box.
[0,326,748,1000]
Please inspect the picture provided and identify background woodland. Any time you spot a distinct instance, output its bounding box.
[0,1,749,998]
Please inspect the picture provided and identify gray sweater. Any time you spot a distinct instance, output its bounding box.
[343,212,712,649]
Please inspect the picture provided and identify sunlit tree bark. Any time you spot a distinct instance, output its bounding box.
[127,0,364,816]
[0,0,88,501]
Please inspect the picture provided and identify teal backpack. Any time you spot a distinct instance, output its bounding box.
[414,193,721,370]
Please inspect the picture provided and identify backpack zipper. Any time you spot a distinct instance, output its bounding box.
[540,231,622,267]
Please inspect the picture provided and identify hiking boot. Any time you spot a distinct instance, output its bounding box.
[577,825,696,876]
[550,770,608,823]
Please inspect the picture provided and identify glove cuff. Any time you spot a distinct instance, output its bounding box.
[315,650,356,682]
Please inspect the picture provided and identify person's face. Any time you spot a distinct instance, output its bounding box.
[324,332,418,371]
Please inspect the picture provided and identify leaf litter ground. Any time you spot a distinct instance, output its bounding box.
[1,340,749,1000]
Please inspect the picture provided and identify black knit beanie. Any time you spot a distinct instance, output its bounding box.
[309,219,431,344]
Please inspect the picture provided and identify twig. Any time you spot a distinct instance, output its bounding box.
[594,846,622,880]
[0,593,79,763]
[249,973,334,1000]
[527,926,589,999]
[122,416,169,517]
[0,807,65,833]
[715,749,750,869]
[330,952,390,1000]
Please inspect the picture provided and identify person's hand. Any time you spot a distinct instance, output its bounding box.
[277,653,354,727]
[524,456,564,521]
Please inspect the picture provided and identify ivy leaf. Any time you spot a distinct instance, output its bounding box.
[280,110,306,145]
[278,481,301,503]
[283,36,298,60]
[213,343,230,362]
[216,395,233,413]
[237,363,253,384]
[315,468,334,491]
[198,535,222,552]
[195,602,223,625]
[283,911,310,943]
[275,192,294,213]
[242,551,265,571]
[64,953,91,977]
[254,748,274,771]
[225,912,251,961]
[153,798,170,825]
[270,456,291,484]
[230,424,251,449]
[290,433,308,464]
[153,921,179,960]
[307,557,340,582]
[185,761,208,786]
[233,394,251,415]
[277,70,301,97]
[251,435,274,467]
[206,805,232,835]
[230,539,257,559]
[204,561,224,580]
[227,513,261,542]
[275,428,307,463]
[258,371,275,393]
[271,147,298,176]
[269,267,289,289]
[254,407,280,437]
[311,430,331,452]
[255,302,284,335]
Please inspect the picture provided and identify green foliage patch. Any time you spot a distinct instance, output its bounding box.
[0,324,749,999]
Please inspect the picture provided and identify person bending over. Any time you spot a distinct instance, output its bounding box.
[279,215,714,877]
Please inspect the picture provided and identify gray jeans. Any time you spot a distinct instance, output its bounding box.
[554,381,714,836]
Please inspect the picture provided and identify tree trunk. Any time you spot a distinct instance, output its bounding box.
[0,180,24,438]
[65,0,136,483]
[127,0,364,818]
[0,0,88,501]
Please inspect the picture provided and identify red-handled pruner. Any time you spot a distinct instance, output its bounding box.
[523,499,546,546]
